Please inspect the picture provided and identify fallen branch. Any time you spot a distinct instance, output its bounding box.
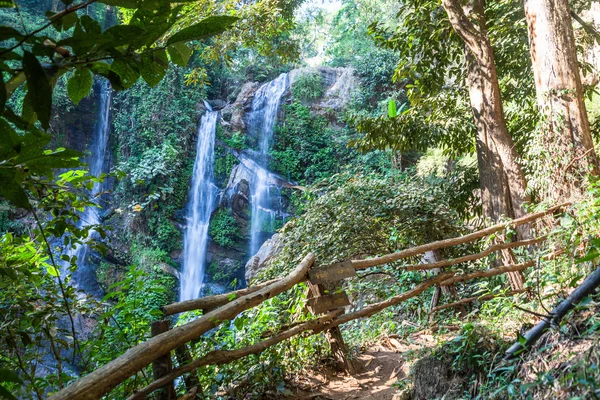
[48,254,315,400]
[351,203,568,271]
[441,260,536,286]
[430,289,527,313]
[127,309,342,400]
[505,265,600,360]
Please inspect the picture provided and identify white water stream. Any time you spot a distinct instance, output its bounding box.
[247,73,289,257]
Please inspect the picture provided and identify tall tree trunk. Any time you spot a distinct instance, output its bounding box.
[442,0,528,289]
[524,0,600,201]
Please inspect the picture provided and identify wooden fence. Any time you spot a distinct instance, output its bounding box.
[48,203,570,400]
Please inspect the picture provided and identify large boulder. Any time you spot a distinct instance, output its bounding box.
[244,233,283,284]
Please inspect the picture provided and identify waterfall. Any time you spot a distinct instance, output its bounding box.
[70,80,111,297]
[248,73,289,257]
[180,102,218,301]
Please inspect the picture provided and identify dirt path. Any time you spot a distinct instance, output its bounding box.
[285,339,413,400]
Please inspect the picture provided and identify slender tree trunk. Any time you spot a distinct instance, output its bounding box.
[442,0,528,289]
[524,0,600,201]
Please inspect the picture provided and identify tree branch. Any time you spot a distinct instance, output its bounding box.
[441,0,485,52]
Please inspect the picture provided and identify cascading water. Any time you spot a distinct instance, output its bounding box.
[248,73,289,257]
[69,80,111,297]
[180,102,218,301]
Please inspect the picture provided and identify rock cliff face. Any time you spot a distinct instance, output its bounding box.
[200,66,357,288]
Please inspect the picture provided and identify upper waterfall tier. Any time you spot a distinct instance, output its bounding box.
[247,73,290,257]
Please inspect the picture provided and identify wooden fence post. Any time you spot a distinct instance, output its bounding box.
[151,320,176,400]
[426,250,464,316]
[175,344,200,393]
[501,247,525,290]
[307,281,357,374]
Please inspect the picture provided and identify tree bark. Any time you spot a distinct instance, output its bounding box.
[442,0,530,225]
[524,0,600,201]
[442,0,530,289]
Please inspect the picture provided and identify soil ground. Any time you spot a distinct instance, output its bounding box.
[283,334,440,400]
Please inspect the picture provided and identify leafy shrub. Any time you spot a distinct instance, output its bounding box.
[272,101,358,183]
[208,209,241,247]
[291,72,325,102]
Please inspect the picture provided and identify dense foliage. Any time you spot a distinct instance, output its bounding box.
[3,0,600,399]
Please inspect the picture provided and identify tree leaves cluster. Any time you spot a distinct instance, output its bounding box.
[1,0,238,212]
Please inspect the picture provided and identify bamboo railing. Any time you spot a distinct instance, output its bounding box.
[48,203,570,400]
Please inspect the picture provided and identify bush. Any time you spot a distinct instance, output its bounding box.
[208,209,241,247]
[291,72,325,102]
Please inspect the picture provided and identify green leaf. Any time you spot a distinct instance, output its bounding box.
[0,26,22,41]
[22,51,52,129]
[167,42,192,67]
[0,386,17,400]
[388,99,397,118]
[46,264,60,277]
[140,49,168,87]
[103,25,146,47]
[80,15,101,35]
[67,68,93,105]
[110,58,140,89]
[166,15,238,45]
[576,251,600,263]
[0,172,31,210]
[0,369,22,384]
[0,0,15,7]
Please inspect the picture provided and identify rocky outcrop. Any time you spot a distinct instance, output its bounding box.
[220,162,252,225]
[221,82,260,132]
[244,233,283,284]
[289,66,358,111]
[319,67,357,111]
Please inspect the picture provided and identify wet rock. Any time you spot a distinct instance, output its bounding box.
[221,82,260,132]
[158,262,181,280]
[319,67,358,111]
[220,162,252,224]
[244,233,283,284]
[208,99,227,110]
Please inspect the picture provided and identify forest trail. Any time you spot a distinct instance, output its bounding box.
[287,333,442,400]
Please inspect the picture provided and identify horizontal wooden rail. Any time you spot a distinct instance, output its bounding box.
[128,310,343,400]
[439,251,562,287]
[48,253,315,400]
[430,289,527,313]
[321,272,455,329]
[162,279,279,316]
[350,203,568,271]
[403,236,547,272]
